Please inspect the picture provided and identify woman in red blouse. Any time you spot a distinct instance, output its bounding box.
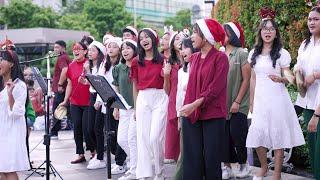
[60,42,93,164]
[164,31,187,163]
[131,28,168,180]
[179,19,229,179]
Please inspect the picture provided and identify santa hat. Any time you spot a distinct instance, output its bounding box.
[103,33,114,45]
[105,37,122,48]
[169,31,178,46]
[225,22,245,47]
[89,41,107,56]
[122,39,137,48]
[123,26,138,37]
[142,28,159,44]
[196,19,225,45]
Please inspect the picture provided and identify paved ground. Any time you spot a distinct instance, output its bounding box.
[17,131,314,180]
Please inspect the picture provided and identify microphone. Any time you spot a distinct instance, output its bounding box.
[48,51,60,58]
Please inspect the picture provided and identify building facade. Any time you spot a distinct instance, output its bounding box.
[125,0,208,27]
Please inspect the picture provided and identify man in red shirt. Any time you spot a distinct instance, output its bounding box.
[51,40,71,138]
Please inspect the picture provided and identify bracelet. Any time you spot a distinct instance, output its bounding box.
[234,101,241,105]
[313,113,320,118]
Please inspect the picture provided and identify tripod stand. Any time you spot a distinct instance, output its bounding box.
[25,66,63,180]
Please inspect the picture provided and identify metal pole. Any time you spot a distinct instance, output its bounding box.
[133,0,137,27]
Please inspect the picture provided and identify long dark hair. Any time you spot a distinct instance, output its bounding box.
[0,50,29,111]
[89,45,104,73]
[250,19,282,68]
[137,29,163,66]
[120,41,137,64]
[304,6,320,49]
[168,33,181,65]
[0,50,25,91]
[223,24,242,47]
[105,53,120,73]
[181,37,199,72]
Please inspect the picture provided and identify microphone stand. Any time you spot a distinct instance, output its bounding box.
[25,53,63,180]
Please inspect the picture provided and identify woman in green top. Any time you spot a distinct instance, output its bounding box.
[112,39,137,180]
[221,22,251,179]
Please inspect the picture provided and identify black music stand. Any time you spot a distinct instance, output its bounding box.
[25,67,63,180]
[86,74,130,180]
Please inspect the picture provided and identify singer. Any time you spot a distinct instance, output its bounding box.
[51,40,71,138]
[0,50,30,179]
[59,42,93,164]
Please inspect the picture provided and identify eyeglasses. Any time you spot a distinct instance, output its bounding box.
[72,44,84,51]
[261,27,276,33]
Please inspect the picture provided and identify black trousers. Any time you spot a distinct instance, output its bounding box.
[88,93,98,152]
[70,104,94,154]
[95,108,105,160]
[182,118,225,180]
[107,108,127,165]
[224,112,248,164]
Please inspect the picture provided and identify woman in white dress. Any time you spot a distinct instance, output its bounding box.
[0,50,30,180]
[246,16,305,180]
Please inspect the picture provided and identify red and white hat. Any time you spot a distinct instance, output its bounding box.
[225,22,245,47]
[103,33,114,45]
[196,19,225,45]
[122,39,137,48]
[123,26,138,37]
[89,41,107,56]
[142,28,159,44]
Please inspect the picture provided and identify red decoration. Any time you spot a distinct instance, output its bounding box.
[259,7,276,20]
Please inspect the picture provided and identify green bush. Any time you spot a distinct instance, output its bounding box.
[215,0,312,63]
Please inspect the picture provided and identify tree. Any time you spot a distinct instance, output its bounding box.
[164,9,191,31]
[61,0,86,14]
[57,13,99,38]
[83,0,136,38]
[31,7,59,28]
[0,0,58,29]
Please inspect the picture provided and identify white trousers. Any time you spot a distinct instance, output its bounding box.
[136,89,168,179]
[117,109,137,175]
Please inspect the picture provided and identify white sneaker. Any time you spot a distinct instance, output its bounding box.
[87,160,106,170]
[236,164,250,178]
[222,166,233,179]
[111,165,126,175]
[110,162,116,168]
[118,172,136,180]
[88,155,98,165]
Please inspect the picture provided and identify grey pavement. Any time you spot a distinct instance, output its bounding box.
[18,131,314,180]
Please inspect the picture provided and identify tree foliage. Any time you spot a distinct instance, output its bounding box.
[84,0,135,37]
[215,0,311,63]
[0,0,144,39]
[0,0,58,28]
[57,13,99,38]
[164,9,192,31]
